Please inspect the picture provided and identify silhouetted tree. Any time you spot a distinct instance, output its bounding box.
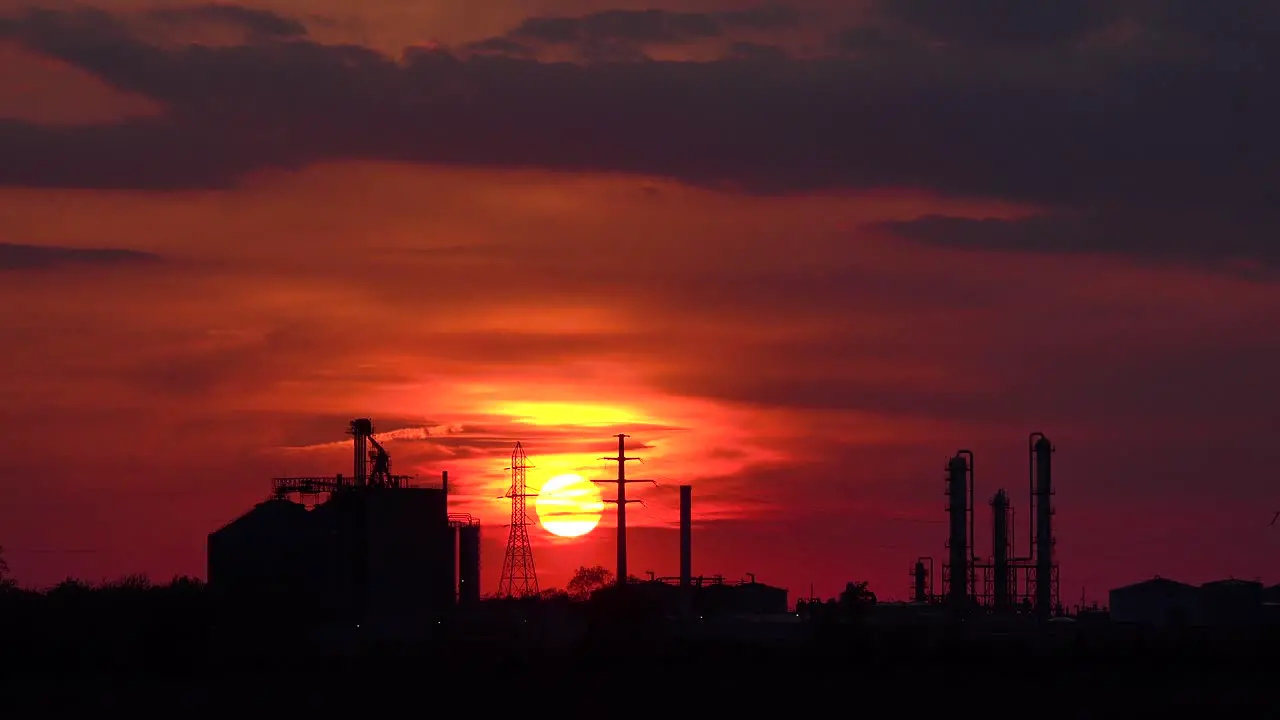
[540,587,569,601]
[0,544,12,591]
[838,581,876,622]
[102,573,152,591]
[839,581,876,606]
[567,565,615,601]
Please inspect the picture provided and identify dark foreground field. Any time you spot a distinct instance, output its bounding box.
[2,584,1277,715]
[4,658,1277,716]
[3,622,1279,716]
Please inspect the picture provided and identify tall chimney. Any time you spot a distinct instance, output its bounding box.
[442,470,449,495]
[679,485,692,587]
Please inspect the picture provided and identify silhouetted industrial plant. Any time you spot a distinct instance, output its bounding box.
[206,418,474,626]
[0,415,1248,693]
[913,432,1061,619]
[190,421,1280,637]
[6,419,1280,692]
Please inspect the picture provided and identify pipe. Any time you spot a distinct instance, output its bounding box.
[1027,432,1044,558]
[442,470,449,496]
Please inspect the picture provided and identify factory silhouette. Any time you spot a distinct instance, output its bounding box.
[910,433,1061,619]
[205,420,790,629]
[200,420,1279,632]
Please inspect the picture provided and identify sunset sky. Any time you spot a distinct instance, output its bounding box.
[2,0,1279,603]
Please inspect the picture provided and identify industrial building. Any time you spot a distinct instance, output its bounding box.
[914,432,1062,619]
[1109,577,1268,627]
[629,576,789,617]
[624,482,788,617]
[207,418,480,625]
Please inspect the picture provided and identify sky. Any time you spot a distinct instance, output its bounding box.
[1,0,1279,604]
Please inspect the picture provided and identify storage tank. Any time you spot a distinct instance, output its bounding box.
[458,524,481,606]
[1200,579,1264,626]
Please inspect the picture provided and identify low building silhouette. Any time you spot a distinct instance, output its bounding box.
[626,576,788,617]
[1110,576,1273,628]
[1109,577,1199,627]
[1199,579,1264,626]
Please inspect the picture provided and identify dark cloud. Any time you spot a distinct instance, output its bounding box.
[1,4,1280,267]
[877,0,1118,49]
[0,242,160,271]
[506,6,800,47]
[461,36,536,59]
[1135,0,1280,51]
[724,41,789,62]
[510,10,719,45]
[881,212,1280,275]
[146,3,308,39]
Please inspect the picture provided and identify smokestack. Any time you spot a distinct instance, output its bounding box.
[680,484,692,619]
[679,485,692,587]
[442,470,449,495]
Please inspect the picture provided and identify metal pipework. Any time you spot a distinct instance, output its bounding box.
[1026,432,1045,559]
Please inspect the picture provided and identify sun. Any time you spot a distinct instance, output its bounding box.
[535,473,605,538]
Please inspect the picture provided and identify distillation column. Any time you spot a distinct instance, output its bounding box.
[1032,433,1056,618]
[946,452,972,608]
[991,489,1011,611]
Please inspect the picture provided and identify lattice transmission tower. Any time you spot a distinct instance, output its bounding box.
[498,441,539,597]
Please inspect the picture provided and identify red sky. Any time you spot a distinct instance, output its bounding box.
[1,0,1279,604]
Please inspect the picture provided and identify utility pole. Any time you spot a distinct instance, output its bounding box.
[593,434,653,588]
